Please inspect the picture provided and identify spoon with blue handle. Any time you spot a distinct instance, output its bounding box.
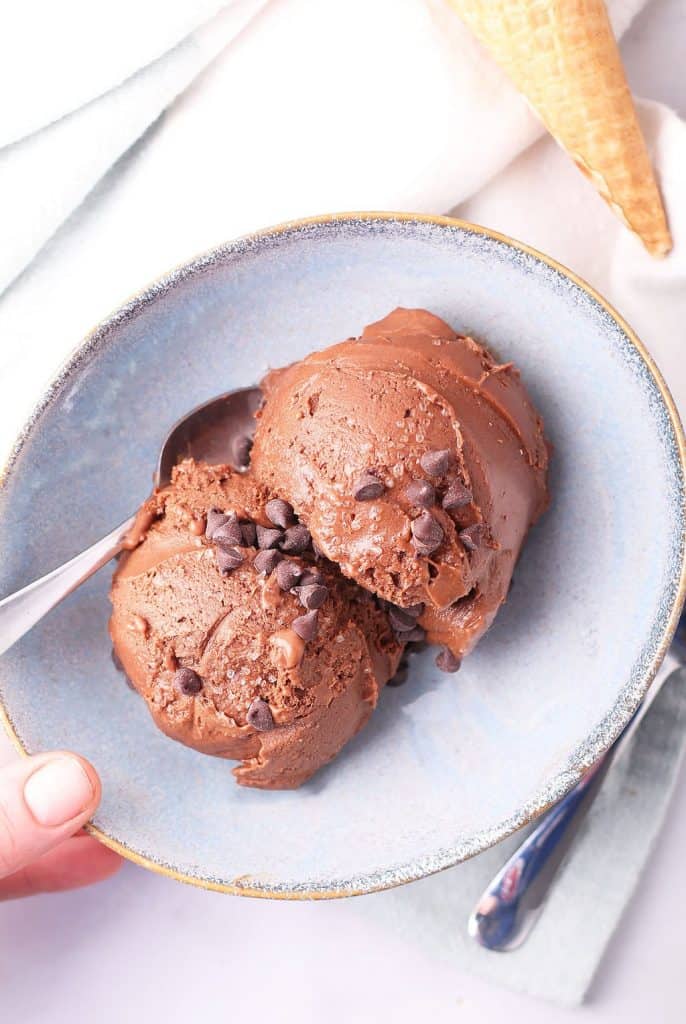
[468,617,686,951]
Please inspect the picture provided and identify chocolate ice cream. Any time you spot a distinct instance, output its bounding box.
[110,306,548,787]
[251,308,549,662]
[110,460,403,789]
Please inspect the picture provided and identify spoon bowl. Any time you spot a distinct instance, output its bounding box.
[0,387,263,657]
[156,386,262,486]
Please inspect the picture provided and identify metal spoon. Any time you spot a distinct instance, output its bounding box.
[468,627,685,951]
[0,387,262,657]
[468,731,624,951]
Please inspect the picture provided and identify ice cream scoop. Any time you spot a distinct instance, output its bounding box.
[110,460,403,789]
[251,308,549,661]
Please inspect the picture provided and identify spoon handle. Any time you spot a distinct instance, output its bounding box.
[468,691,650,952]
[468,612,686,953]
[0,516,134,657]
[467,750,613,951]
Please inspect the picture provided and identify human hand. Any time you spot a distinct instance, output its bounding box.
[0,752,121,899]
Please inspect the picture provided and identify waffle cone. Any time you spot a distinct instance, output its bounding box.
[449,0,671,257]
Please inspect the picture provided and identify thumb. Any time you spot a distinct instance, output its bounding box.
[0,752,100,879]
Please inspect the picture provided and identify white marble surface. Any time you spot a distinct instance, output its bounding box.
[1,0,686,1020]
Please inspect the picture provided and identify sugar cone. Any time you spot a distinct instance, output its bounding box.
[448,0,671,257]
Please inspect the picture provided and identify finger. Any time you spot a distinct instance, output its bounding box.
[0,752,101,880]
[0,833,122,900]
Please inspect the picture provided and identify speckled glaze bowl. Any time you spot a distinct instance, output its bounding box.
[0,214,684,898]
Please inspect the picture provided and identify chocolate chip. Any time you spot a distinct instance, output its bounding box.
[405,602,425,618]
[256,525,283,549]
[300,569,325,587]
[247,698,274,731]
[442,480,473,511]
[411,511,444,554]
[240,521,257,547]
[405,479,436,508]
[459,524,483,552]
[216,546,244,574]
[206,508,230,540]
[435,647,462,673]
[232,434,252,469]
[396,625,426,643]
[254,548,283,575]
[353,471,385,501]
[298,583,328,610]
[174,667,203,695]
[212,514,243,549]
[292,609,319,642]
[388,605,419,631]
[281,524,311,554]
[265,498,295,529]
[275,559,303,591]
[420,449,452,476]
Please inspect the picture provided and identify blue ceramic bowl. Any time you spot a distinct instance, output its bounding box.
[0,214,684,898]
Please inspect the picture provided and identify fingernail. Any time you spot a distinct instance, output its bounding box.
[24,758,95,827]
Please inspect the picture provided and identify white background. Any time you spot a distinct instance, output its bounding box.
[1,1,686,1020]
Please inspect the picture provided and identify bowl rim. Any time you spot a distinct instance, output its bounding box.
[1,210,685,900]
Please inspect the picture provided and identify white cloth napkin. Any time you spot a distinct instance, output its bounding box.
[1,0,685,1008]
[0,0,669,461]
[0,0,228,147]
[0,0,269,297]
